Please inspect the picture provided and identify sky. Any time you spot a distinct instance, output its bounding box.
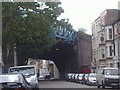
[58,0,120,35]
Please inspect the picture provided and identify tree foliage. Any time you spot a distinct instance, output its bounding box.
[78,28,88,40]
[57,18,73,30]
[2,2,64,69]
[78,28,87,33]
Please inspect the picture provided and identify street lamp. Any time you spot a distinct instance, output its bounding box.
[56,48,59,51]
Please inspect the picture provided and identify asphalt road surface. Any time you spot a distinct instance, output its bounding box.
[38,80,120,90]
[39,80,96,88]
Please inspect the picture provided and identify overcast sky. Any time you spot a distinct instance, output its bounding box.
[58,0,120,35]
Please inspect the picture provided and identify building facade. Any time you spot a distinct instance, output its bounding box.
[112,17,120,68]
[91,9,119,72]
[27,58,59,79]
[48,60,59,79]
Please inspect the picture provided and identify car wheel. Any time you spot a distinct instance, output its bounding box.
[102,81,105,89]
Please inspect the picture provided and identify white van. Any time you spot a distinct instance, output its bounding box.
[8,65,39,88]
[96,68,120,88]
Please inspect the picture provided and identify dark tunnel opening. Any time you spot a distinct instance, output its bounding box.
[40,41,76,79]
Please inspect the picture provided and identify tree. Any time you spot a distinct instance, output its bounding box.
[2,2,64,71]
[77,28,89,41]
[56,18,73,30]
[78,28,87,33]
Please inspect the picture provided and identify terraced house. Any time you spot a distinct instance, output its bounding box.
[91,9,120,73]
[112,13,120,68]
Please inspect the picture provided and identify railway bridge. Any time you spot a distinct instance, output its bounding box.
[40,26,92,79]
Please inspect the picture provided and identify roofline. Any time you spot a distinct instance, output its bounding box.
[92,9,119,25]
[100,9,119,16]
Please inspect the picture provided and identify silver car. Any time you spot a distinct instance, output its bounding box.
[8,65,39,88]
[86,73,97,85]
[77,73,84,83]
[66,73,74,81]
[0,74,31,89]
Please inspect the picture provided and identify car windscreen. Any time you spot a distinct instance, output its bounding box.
[9,67,35,77]
[105,69,120,75]
[79,74,84,76]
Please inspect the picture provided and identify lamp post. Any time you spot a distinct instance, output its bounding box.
[14,43,17,66]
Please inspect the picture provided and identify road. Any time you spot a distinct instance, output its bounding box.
[38,80,119,90]
[38,80,96,88]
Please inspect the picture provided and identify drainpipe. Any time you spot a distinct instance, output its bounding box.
[112,24,115,56]
[118,23,120,64]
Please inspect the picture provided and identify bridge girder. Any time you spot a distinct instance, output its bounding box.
[51,26,77,42]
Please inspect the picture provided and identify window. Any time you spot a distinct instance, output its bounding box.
[102,54,105,58]
[100,36,104,42]
[102,49,105,58]
[109,46,112,56]
[105,69,120,75]
[117,62,120,68]
[109,28,112,39]
[110,63,113,67]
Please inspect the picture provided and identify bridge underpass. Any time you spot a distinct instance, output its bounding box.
[40,41,78,79]
[16,27,91,79]
[39,28,92,79]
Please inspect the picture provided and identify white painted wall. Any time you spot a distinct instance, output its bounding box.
[53,64,59,79]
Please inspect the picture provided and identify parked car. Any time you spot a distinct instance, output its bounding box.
[44,74,50,79]
[0,74,31,89]
[96,68,120,89]
[8,65,39,88]
[70,73,76,82]
[81,74,89,84]
[38,74,44,80]
[66,73,74,81]
[86,73,97,85]
[74,73,79,82]
[77,73,84,83]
